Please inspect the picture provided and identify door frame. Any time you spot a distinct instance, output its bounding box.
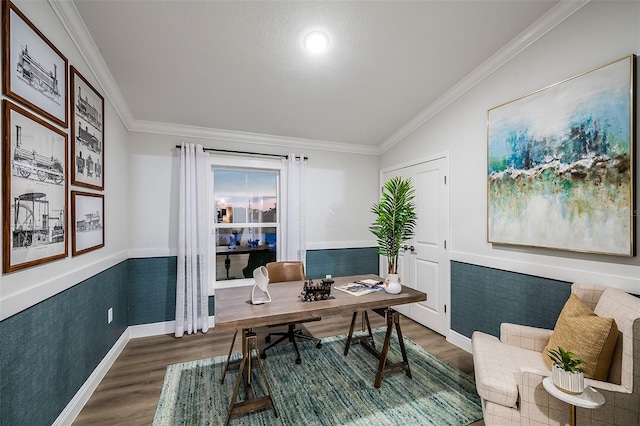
[379,151,451,334]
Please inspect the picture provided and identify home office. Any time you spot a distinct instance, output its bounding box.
[1,1,639,426]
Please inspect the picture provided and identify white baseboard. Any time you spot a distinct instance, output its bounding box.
[447,329,472,354]
[53,328,130,426]
[129,316,216,339]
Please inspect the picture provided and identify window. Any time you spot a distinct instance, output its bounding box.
[211,157,281,288]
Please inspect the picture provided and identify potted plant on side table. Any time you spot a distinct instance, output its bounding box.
[548,346,585,394]
[369,176,417,294]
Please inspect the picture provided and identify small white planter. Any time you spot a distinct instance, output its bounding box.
[384,274,402,294]
[552,363,585,395]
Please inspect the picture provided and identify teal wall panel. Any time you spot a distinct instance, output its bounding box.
[128,257,177,325]
[127,257,215,325]
[305,247,379,279]
[0,261,128,426]
[451,261,571,339]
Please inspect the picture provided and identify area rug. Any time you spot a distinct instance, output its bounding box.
[153,328,483,425]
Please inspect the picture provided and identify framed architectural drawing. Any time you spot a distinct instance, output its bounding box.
[487,55,635,256]
[2,1,68,128]
[71,66,104,190]
[2,100,68,272]
[71,191,104,256]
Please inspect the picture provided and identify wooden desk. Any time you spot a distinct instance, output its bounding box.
[215,274,427,425]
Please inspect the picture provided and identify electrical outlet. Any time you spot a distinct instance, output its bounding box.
[108,308,113,324]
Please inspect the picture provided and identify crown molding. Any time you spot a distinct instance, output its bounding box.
[130,119,380,155]
[378,0,590,154]
[51,0,588,157]
[49,0,134,128]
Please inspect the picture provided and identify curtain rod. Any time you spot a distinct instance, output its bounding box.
[175,145,308,160]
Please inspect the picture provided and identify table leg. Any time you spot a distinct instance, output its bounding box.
[224,329,277,426]
[221,329,239,384]
[344,311,358,356]
[343,308,412,388]
[569,403,576,426]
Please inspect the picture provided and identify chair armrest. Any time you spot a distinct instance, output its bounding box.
[500,323,553,352]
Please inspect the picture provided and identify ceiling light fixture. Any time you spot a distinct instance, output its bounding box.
[304,30,329,53]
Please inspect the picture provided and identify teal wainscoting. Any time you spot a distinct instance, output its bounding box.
[0,261,128,426]
[305,247,379,279]
[451,261,571,339]
[128,257,214,325]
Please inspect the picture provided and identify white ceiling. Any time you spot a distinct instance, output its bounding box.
[71,0,563,153]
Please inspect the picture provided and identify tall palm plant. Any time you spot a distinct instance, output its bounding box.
[369,176,417,275]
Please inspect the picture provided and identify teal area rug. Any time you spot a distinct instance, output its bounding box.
[153,328,483,425]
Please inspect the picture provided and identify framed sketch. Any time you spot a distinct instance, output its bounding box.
[2,1,68,128]
[71,191,104,256]
[71,66,104,190]
[2,100,68,272]
[487,55,635,256]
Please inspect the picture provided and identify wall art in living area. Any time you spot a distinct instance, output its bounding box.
[71,191,104,256]
[2,1,68,128]
[487,55,635,256]
[2,100,68,272]
[71,66,104,190]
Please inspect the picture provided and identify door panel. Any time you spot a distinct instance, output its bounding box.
[415,259,438,312]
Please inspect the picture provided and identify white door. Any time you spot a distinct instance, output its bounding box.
[382,156,450,336]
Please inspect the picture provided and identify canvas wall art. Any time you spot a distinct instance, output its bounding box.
[2,100,68,272]
[487,55,635,256]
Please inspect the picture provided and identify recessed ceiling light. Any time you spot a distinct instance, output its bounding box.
[304,31,329,53]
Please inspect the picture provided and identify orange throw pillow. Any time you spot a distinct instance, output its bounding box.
[543,293,618,380]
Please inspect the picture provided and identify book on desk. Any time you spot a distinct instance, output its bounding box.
[334,279,384,296]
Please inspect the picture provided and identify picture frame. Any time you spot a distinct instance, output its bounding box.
[2,1,68,128]
[71,66,104,190]
[2,100,68,273]
[487,55,635,256]
[71,191,104,256]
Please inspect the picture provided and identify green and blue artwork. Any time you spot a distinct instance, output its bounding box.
[487,55,635,256]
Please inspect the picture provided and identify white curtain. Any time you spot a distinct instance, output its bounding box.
[282,153,307,264]
[175,143,210,337]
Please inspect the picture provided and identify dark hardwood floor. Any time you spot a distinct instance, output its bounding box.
[74,312,484,425]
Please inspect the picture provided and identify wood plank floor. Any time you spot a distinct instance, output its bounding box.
[74,312,484,425]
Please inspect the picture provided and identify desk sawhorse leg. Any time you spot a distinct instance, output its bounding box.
[220,329,278,425]
[344,308,412,388]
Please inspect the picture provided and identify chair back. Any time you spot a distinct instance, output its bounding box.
[573,283,640,390]
[266,261,305,283]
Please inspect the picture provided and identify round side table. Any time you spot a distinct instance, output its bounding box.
[542,377,605,426]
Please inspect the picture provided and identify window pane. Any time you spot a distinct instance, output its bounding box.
[214,170,277,224]
[215,227,277,280]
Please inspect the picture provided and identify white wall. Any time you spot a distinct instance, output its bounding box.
[0,0,130,320]
[127,132,380,257]
[381,1,640,293]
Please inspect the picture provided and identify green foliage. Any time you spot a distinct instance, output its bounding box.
[547,346,585,373]
[369,177,417,274]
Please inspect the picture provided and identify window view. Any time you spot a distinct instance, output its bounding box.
[213,169,278,281]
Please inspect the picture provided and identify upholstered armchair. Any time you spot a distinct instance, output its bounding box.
[472,283,640,425]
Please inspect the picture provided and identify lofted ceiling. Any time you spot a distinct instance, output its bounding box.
[72,0,564,154]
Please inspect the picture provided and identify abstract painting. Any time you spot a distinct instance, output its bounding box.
[487,55,635,256]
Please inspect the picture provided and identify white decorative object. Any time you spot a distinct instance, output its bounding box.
[251,266,271,305]
[383,274,402,294]
[552,363,585,395]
